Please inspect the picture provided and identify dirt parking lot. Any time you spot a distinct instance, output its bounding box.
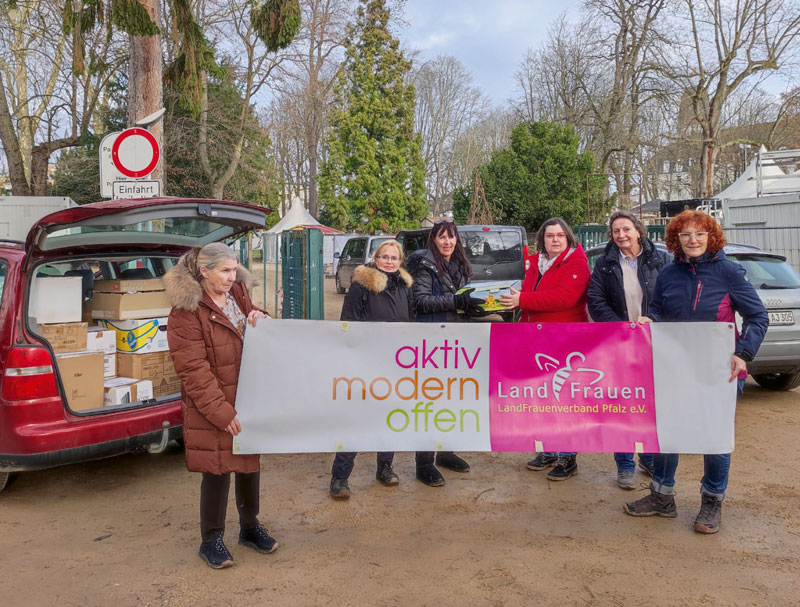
[2,276,799,606]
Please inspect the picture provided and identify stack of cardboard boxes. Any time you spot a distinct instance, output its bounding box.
[90,278,179,402]
[32,273,180,411]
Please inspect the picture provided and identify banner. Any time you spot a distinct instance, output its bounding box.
[233,320,737,455]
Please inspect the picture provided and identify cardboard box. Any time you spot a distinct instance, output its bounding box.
[117,351,180,398]
[86,326,116,354]
[103,353,116,379]
[89,290,171,320]
[97,317,169,354]
[103,377,154,406]
[56,351,104,411]
[38,322,88,353]
[30,276,82,324]
[93,278,165,293]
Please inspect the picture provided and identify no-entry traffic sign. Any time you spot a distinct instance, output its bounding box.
[111,127,160,178]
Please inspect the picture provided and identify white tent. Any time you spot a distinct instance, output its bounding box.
[266,199,321,233]
[716,146,800,200]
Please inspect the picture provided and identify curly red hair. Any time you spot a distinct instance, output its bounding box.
[664,210,726,256]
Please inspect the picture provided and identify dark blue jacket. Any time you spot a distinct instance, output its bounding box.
[587,239,673,322]
[649,249,768,360]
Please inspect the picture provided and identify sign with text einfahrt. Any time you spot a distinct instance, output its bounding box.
[100,128,161,198]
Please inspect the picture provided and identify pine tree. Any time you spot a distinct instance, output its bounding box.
[319,0,427,233]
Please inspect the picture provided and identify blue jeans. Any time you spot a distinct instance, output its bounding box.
[614,452,655,473]
[650,453,731,500]
[541,452,577,458]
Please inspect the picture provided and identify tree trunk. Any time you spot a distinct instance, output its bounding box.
[0,74,32,195]
[128,0,165,192]
[700,140,718,199]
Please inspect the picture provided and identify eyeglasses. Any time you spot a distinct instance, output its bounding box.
[376,255,400,262]
[678,232,709,241]
[544,232,567,240]
[434,218,454,225]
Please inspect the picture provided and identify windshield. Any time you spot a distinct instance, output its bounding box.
[368,237,391,256]
[461,230,522,264]
[729,254,800,289]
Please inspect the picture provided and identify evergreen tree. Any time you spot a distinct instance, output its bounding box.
[318,0,427,233]
[453,121,607,231]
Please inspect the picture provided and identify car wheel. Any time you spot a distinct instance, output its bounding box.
[753,371,800,391]
[335,274,346,294]
[0,472,17,494]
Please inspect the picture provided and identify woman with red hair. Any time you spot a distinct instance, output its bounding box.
[624,210,767,534]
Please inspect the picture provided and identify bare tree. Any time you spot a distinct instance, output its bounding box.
[0,0,123,195]
[412,54,490,216]
[656,0,800,197]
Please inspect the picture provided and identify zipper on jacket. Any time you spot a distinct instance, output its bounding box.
[693,279,703,311]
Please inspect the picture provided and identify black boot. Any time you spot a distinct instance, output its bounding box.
[239,525,279,554]
[436,452,470,472]
[547,454,577,481]
[199,533,234,569]
[416,464,445,487]
[376,462,399,486]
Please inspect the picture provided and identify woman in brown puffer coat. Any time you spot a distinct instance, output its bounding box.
[165,242,278,570]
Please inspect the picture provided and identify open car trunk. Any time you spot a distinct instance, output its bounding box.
[23,198,268,415]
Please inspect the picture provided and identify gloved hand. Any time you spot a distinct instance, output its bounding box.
[454,288,487,317]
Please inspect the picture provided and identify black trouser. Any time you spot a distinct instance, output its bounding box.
[332,452,394,479]
[200,471,259,543]
[415,451,455,467]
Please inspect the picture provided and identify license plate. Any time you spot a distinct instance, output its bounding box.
[768,311,794,326]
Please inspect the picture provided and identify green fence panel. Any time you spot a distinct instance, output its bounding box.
[281,228,324,320]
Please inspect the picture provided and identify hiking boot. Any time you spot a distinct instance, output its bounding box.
[618,469,636,490]
[694,494,722,534]
[436,452,470,472]
[638,458,655,478]
[416,464,445,487]
[623,485,677,518]
[376,462,399,486]
[330,477,351,499]
[239,525,279,554]
[199,534,234,569]
[526,453,558,471]
[547,455,578,481]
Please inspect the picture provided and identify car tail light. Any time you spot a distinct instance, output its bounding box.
[2,346,59,400]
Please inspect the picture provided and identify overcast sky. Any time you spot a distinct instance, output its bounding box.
[397,0,584,105]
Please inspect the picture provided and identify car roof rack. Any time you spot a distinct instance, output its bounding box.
[0,239,23,247]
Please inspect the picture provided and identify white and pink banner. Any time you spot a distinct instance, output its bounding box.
[233,320,738,455]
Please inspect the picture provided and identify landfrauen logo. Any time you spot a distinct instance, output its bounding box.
[535,352,604,402]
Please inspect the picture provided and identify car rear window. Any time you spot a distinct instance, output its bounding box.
[461,230,522,264]
[729,255,800,289]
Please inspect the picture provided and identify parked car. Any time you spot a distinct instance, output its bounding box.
[396,225,529,283]
[586,241,800,391]
[396,225,529,322]
[0,197,268,493]
[334,235,392,293]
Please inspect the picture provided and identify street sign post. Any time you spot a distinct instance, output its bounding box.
[100,127,162,198]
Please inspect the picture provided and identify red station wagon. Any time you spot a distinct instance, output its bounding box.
[0,197,268,493]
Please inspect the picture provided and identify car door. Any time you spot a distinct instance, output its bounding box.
[25,198,268,256]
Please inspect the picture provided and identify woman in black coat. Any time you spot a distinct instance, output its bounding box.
[409,220,484,487]
[329,240,414,499]
[586,211,672,490]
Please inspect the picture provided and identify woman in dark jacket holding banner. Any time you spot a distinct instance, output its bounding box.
[409,220,485,487]
[624,210,767,534]
[587,211,672,490]
[500,217,590,481]
[330,240,414,499]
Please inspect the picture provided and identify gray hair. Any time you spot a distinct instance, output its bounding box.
[178,242,237,282]
[606,211,647,245]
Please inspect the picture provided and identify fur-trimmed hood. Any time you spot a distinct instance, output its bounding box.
[164,262,253,311]
[352,264,412,293]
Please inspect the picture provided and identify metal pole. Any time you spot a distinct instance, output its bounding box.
[274,233,279,317]
[262,232,266,313]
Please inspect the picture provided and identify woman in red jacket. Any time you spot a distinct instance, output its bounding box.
[500,217,591,480]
